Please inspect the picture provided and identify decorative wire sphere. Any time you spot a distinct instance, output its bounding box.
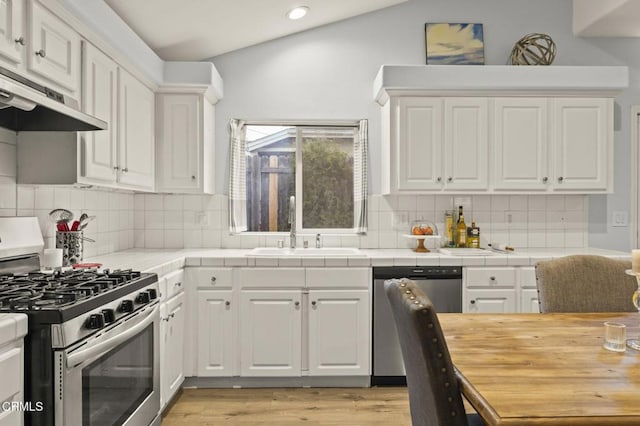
[509,33,557,65]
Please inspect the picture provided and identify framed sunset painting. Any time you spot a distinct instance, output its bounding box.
[425,23,485,65]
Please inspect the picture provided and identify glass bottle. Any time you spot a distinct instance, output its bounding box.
[456,206,466,248]
[467,220,480,248]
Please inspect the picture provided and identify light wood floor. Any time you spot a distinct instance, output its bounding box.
[162,387,412,425]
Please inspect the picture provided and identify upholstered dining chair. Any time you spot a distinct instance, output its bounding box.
[535,255,637,313]
[384,278,484,426]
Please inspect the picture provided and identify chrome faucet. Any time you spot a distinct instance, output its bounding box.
[288,195,296,248]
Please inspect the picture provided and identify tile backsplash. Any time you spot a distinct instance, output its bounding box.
[132,193,588,250]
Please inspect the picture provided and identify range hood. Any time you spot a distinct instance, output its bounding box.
[0,67,107,131]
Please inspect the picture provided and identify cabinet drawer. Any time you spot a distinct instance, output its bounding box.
[0,344,21,405]
[186,267,233,289]
[306,268,370,288]
[465,267,516,288]
[239,268,304,288]
[163,269,185,300]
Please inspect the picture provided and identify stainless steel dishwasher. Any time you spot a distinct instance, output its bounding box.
[372,266,462,385]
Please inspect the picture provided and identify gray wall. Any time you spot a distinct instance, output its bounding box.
[210,0,637,251]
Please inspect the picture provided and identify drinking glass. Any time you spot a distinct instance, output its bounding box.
[626,270,640,350]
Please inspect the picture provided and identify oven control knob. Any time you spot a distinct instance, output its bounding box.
[136,292,150,304]
[147,289,158,300]
[119,299,134,313]
[86,313,105,329]
[101,309,116,324]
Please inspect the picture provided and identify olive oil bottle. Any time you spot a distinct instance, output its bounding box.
[456,206,466,248]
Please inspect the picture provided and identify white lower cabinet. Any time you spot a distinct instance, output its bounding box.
[239,289,302,377]
[197,289,233,376]
[159,270,186,410]
[187,266,371,380]
[464,266,540,313]
[308,289,369,376]
[161,292,185,406]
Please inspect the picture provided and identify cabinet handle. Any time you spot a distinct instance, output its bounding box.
[436,177,442,182]
[211,276,216,283]
[542,177,548,183]
[191,175,196,180]
[470,300,476,305]
[174,281,182,287]
[489,276,496,281]
[447,177,453,182]
[557,176,563,183]
[35,49,46,58]
[169,313,175,318]
[113,166,120,171]
[294,301,300,307]
[225,301,230,306]
[311,301,317,306]
[14,37,25,46]
[122,167,129,173]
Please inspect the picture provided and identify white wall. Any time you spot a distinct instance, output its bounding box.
[209,0,636,251]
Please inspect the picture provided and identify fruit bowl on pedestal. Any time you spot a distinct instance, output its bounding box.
[403,221,440,253]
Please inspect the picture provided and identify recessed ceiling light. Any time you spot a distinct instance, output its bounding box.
[287,6,309,20]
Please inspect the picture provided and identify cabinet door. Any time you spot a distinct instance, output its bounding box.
[308,290,370,376]
[28,1,80,92]
[118,68,155,190]
[0,0,24,64]
[157,94,200,192]
[79,42,117,183]
[520,288,540,313]
[493,98,549,190]
[165,292,185,401]
[552,98,611,191]
[197,289,233,377]
[239,290,302,377]
[444,98,488,190]
[464,289,516,313]
[395,97,443,190]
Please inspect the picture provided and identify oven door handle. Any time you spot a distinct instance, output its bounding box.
[66,305,158,368]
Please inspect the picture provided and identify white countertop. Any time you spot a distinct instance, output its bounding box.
[85,247,631,277]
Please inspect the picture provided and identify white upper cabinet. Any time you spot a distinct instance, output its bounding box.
[444,98,488,190]
[117,67,155,190]
[28,0,80,93]
[376,65,626,194]
[80,41,117,183]
[493,98,549,190]
[0,0,24,64]
[552,98,612,191]
[156,92,215,194]
[394,97,442,191]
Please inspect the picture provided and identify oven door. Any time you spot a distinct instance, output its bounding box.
[55,303,160,426]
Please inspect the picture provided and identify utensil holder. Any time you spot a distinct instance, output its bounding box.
[55,231,83,266]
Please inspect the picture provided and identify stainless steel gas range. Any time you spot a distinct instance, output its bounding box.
[0,217,160,426]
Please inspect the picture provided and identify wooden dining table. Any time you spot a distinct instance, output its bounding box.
[439,312,640,425]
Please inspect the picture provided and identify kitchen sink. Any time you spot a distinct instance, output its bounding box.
[247,247,364,257]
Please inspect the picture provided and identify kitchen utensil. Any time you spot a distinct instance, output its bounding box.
[49,208,73,223]
[70,220,80,231]
[56,219,70,232]
[79,215,96,230]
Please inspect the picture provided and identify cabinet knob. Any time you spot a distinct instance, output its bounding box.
[436,177,442,182]
[447,177,453,182]
[191,175,196,180]
[542,177,548,183]
[122,167,129,173]
[174,281,182,287]
[311,301,317,306]
[294,301,300,307]
[470,300,476,305]
[113,166,120,171]
[169,312,175,318]
[489,276,496,281]
[211,276,216,283]
[557,176,564,183]
[35,49,46,58]
[14,37,25,46]
[225,301,230,306]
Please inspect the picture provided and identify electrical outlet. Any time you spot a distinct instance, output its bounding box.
[612,211,628,227]
[197,211,209,226]
[393,212,408,229]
